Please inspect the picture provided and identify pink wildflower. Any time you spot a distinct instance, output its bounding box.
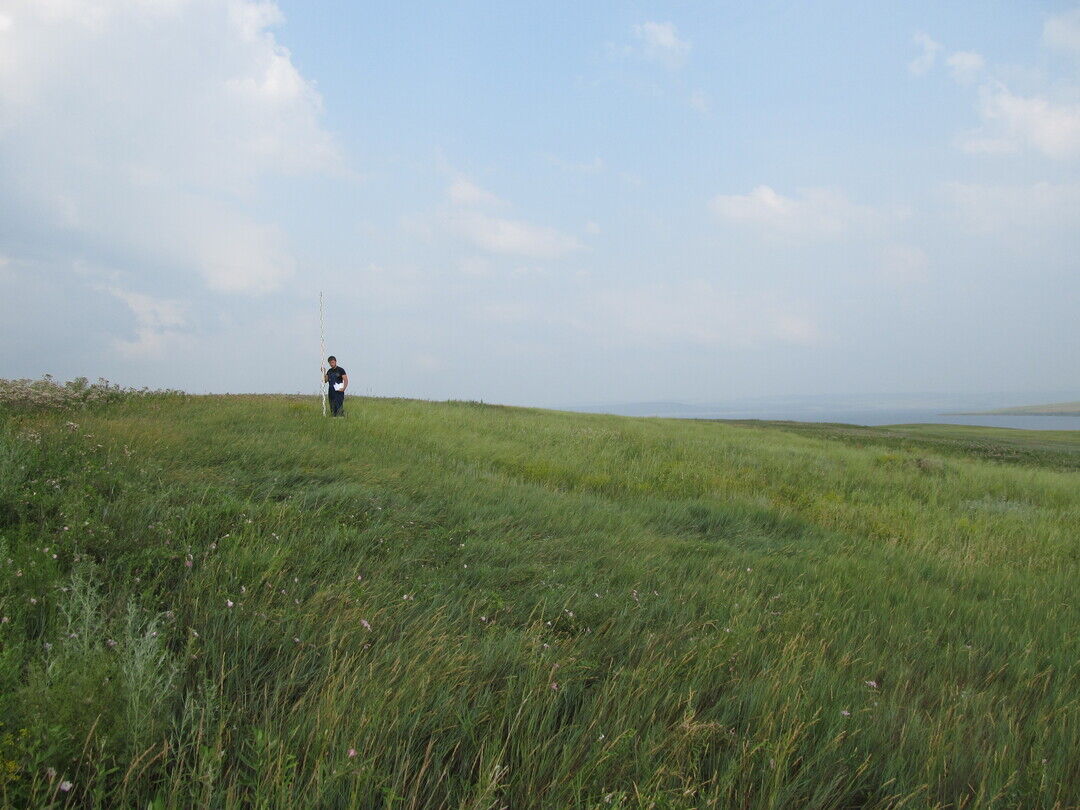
[60,781,73,792]
[361,619,372,631]
[226,600,234,608]
[348,748,357,758]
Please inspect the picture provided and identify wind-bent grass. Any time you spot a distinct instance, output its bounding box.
[0,394,1077,808]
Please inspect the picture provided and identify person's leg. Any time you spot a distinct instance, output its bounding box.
[330,393,344,416]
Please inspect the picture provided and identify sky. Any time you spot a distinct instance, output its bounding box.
[1,0,1078,405]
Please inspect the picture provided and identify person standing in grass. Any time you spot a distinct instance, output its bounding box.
[322,356,348,417]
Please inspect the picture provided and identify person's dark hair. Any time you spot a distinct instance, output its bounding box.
[327,356,336,362]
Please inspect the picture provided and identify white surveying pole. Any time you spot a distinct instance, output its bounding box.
[319,291,327,417]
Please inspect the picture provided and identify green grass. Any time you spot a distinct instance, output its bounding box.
[725,420,1080,472]
[1,395,1078,808]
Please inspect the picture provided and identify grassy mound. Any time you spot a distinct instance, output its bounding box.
[1,395,1077,807]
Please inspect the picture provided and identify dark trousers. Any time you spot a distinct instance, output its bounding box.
[329,391,345,416]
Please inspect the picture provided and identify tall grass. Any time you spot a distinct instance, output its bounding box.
[0,392,1077,807]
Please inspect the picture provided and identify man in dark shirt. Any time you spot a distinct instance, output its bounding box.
[322,356,348,416]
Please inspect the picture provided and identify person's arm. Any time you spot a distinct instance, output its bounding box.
[341,373,349,391]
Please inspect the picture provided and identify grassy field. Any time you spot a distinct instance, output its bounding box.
[1,393,1078,808]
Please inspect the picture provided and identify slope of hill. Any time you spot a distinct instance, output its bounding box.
[1,395,1077,807]
[968,401,1080,415]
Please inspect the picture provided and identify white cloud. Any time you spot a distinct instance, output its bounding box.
[946,51,985,84]
[595,282,821,348]
[0,0,338,294]
[689,89,710,113]
[632,21,690,69]
[942,20,1080,160]
[710,185,890,241]
[908,32,942,76]
[1044,9,1080,53]
[105,286,187,358]
[442,172,582,258]
[447,178,502,207]
[963,82,1080,159]
[446,210,582,259]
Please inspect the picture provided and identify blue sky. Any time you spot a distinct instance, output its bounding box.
[1,1,1078,404]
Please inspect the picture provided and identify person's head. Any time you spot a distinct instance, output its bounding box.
[327,356,337,367]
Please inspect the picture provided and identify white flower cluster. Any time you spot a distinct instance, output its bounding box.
[0,376,182,411]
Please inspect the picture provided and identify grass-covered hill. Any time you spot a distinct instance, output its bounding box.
[1,392,1078,808]
[970,402,1080,416]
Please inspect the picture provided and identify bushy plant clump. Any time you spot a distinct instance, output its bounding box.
[0,376,183,412]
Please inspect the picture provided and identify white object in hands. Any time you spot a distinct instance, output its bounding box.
[333,382,345,392]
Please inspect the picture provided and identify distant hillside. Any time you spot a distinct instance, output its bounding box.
[970,401,1080,415]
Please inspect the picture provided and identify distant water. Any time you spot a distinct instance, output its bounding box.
[676,409,1080,431]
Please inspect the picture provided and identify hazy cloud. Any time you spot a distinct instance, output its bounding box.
[710,186,891,241]
[446,210,582,259]
[1043,8,1080,53]
[941,19,1080,160]
[545,154,605,174]
[963,82,1080,159]
[0,0,338,295]
[448,178,503,207]
[943,180,1080,234]
[443,174,582,258]
[877,244,929,285]
[946,51,985,84]
[596,282,821,348]
[632,21,691,69]
[105,286,187,358]
[908,32,942,76]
